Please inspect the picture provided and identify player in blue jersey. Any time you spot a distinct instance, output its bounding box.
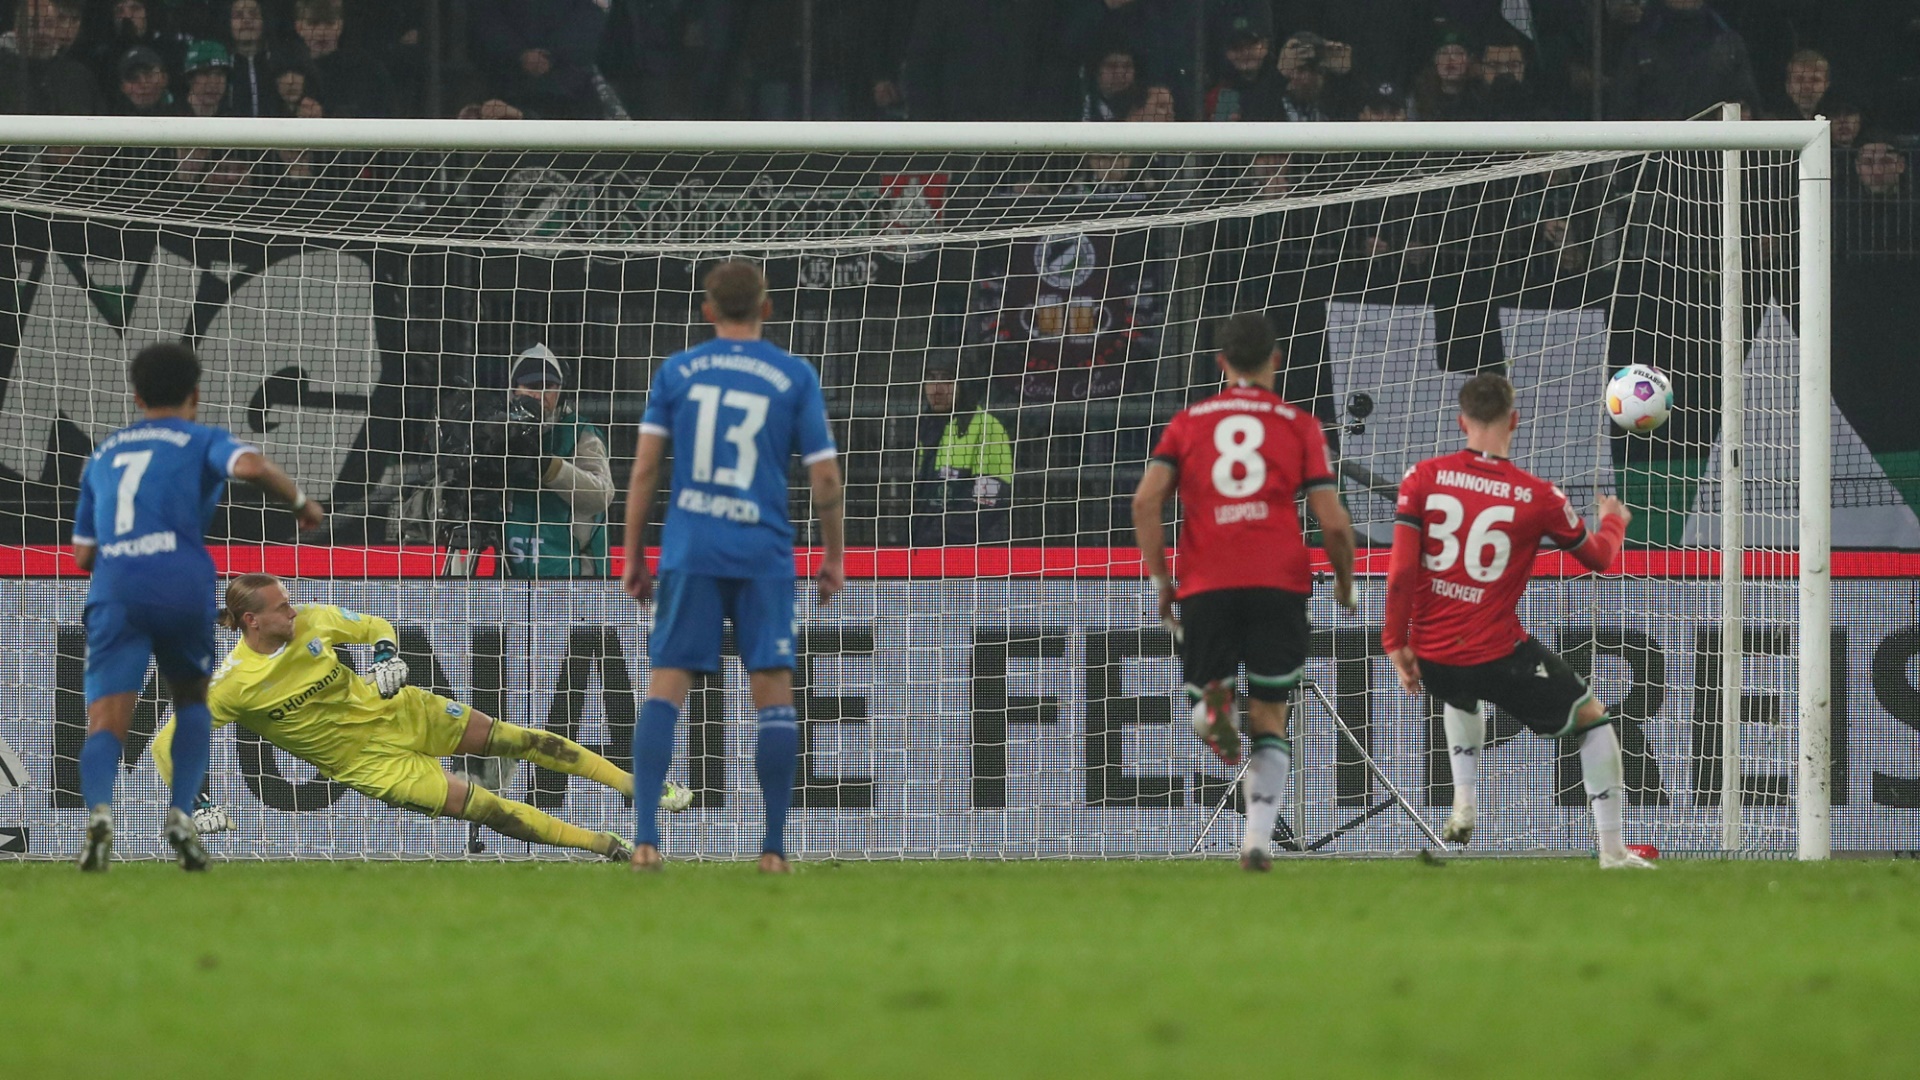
[622,261,845,874]
[70,343,323,871]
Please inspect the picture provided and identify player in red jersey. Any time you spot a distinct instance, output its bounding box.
[1134,313,1356,871]
[1383,373,1652,869]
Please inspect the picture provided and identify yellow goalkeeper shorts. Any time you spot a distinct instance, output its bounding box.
[330,688,474,817]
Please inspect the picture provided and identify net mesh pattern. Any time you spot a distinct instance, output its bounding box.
[0,135,1878,860]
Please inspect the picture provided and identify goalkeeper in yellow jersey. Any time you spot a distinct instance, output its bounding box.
[151,573,693,858]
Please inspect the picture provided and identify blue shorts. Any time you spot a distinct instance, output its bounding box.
[84,599,218,705]
[649,572,796,674]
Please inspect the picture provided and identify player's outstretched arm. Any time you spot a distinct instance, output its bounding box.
[808,457,846,604]
[1568,495,1632,574]
[1131,461,1178,630]
[622,431,667,603]
[1307,488,1357,611]
[231,451,325,532]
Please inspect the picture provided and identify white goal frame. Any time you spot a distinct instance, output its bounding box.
[0,115,1833,859]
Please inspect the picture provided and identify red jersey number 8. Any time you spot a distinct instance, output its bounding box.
[1211,416,1267,498]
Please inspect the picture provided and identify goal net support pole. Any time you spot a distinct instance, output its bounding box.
[1719,103,1745,852]
[1798,122,1833,862]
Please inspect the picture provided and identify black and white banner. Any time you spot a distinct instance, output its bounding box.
[1,579,1917,859]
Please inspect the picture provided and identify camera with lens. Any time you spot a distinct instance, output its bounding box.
[437,387,544,551]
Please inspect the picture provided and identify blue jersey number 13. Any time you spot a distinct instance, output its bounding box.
[687,385,770,490]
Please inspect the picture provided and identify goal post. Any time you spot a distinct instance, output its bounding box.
[0,116,1838,861]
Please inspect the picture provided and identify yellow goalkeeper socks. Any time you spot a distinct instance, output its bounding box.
[485,721,635,799]
[459,784,616,856]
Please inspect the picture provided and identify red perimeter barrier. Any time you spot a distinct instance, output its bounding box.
[3,545,1916,579]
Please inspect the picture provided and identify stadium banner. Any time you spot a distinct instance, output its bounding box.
[2,579,1918,860]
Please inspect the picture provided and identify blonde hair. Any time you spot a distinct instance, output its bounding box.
[217,573,283,631]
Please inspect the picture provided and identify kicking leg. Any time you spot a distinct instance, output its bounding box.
[1442,702,1484,845]
[159,676,213,871]
[441,773,629,860]
[1238,694,1292,872]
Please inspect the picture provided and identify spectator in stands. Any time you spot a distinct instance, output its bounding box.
[1773,48,1832,122]
[1273,31,1355,122]
[0,0,100,115]
[1854,139,1911,201]
[83,0,193,95]
[220,0,283,116]
[1274,0,1428,96]
[466,0,611,121]
[292,0,395,117]
[179,35,224,114]
[1478,33,1555,121]
[1080,41,1139,122]
[905,0,1061,121]
[1204,8,1276,122]
[1408,27,1481,121]
[271,55,319,117]
[1829,99,1863,150]
[1608,0,1760,120]
[108,42,176,113]
[1061,0,1198,119]
[909,352,1013,547]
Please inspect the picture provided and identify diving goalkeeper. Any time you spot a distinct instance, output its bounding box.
[151,573,693,858]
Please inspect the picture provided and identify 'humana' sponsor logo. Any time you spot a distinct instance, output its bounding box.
[98,531,178,558]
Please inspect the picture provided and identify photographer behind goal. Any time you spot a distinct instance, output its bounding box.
[440,344,613,578]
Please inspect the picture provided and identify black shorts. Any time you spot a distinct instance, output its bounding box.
[1418,637,1599,738]
[1180,588,1310,703]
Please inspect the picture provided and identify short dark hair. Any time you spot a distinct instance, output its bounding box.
[1217,312,1277,373]
[295,0,342,21]
[129,343,201,408]
[705,260,767,323]
[1458,372,1515,424]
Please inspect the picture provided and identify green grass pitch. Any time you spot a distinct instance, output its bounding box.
[5,857,1918,1078]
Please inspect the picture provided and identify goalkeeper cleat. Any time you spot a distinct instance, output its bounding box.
[659,781,694,814]
[1189,681,1241,766]
[1442,804,1475,846]
[1239,846,1273,873]
[1599,848,1658,870]
[163,808,211,871]
[602,833,635,864]
[76,805,112,872]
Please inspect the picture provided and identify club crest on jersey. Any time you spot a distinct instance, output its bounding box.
[446,702,464,717]
[307,640,324,658]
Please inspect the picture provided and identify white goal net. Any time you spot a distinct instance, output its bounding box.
[0,119,1856,861]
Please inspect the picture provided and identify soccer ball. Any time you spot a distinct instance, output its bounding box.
[1605,364,1673,432]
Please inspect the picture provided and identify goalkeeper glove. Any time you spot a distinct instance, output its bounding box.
[370,639,409,698]
[191,793,234,836]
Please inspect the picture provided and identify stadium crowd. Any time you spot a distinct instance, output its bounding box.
[0,1,1912,133]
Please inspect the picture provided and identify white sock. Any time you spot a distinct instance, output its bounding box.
[1241,735,1291,854]
[1443,704,1484,811]
[1579,722,1627,857]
